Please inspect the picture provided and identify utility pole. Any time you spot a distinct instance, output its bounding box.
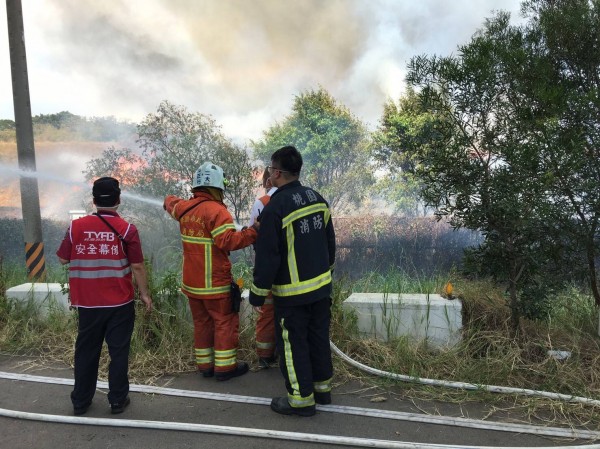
[6,0,46,280]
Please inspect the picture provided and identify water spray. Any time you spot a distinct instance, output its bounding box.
[0,164,90,188]
[120,192,164,207]
[0,164,165,208]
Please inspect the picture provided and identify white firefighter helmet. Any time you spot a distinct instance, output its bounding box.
[192,162,225,190]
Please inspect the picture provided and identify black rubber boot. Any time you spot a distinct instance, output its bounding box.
[200,368,214,378]
[215,362,249,381]
[270,397,315,417]
[314,391,331,405]
[258,355,277,369]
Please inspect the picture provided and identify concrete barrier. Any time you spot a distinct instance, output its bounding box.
[343,293,462,348]
[4,285,258,325]
[5,283,71,317]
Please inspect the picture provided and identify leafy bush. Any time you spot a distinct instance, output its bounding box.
[333,215,480,278]
[0,218,69,269]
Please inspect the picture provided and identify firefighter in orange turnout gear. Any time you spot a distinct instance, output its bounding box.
[164,162,258,381]
[247,168,277,367]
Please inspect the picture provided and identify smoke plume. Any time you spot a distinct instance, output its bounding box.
[0,0,523,141]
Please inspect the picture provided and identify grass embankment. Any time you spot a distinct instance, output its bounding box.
[332,270,600,429]
[1,263,599,428]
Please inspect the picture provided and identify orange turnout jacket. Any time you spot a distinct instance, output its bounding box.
[254,194,275,359]
[164,191,257,300]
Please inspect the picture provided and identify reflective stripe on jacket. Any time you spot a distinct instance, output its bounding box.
[250,180,336,306]
[164,191,257,300]
[66,214,135,307]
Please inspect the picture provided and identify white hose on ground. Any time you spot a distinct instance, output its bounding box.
[0,406,447,449]
[1,407,600,449]
[329,341,600,408]
[1,371,599,441]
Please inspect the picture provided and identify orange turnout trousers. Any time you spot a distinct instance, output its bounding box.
[188,296,240,374]
[255,295,275,359]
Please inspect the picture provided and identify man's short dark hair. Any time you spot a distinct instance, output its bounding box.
[93,177,121,207]
[271,145,302,175]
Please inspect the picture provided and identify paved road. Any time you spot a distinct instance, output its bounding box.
[0,354,592,449]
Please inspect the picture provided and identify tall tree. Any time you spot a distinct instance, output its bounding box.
[135,101,226,198]
[218,141,260,224]
[406,12,553,331]
[252,87,373,212]
[372,89,438,216]
[521,0,600,306]
[85,101,257,223]
[399,0,600,331]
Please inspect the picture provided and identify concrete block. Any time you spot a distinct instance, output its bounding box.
[343,293,462,348]
[5,283,71,316]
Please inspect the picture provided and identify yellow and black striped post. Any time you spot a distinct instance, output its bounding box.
[8,0,47,282]
[25,242,46,281]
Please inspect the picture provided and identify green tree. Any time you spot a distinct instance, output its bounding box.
[33,111,78,128]
[84,147,145,187]
[219,142,260,224]
[406,12,553,331]
[135,101,225,196]
[372,89,438,216]
[85,101,257,223]
[402,1,600,330]
[0,120,15,142]
[0,119,15,131]
[520,0,600,306]
[252,87,373,212]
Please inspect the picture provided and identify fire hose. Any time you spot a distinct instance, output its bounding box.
[1,341,599,448]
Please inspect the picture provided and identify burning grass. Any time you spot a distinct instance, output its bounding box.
[1,262,599,429]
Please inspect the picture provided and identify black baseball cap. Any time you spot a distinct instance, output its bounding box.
[93,177,121,207]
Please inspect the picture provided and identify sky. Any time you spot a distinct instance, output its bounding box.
[1,0,524,144]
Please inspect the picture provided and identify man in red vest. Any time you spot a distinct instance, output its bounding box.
[57,177,152,416]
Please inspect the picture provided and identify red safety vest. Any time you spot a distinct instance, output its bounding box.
[67,214,134,308]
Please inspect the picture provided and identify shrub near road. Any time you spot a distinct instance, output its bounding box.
[334,215,480,277]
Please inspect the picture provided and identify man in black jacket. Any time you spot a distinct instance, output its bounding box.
[249,145,336,417]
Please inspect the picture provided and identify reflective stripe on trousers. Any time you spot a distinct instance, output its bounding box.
[275,297,333,409]
[187,296,239,373]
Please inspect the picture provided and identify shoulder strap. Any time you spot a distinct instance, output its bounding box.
[93,213,126,247]
[178,199,212,220]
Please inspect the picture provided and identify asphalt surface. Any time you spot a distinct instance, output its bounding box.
[0,354,593,449]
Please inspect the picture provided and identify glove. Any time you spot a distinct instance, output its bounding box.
[249,291,265,307]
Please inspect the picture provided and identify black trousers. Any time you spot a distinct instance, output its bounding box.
[71,301,135,408]
[274,297,333,402]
